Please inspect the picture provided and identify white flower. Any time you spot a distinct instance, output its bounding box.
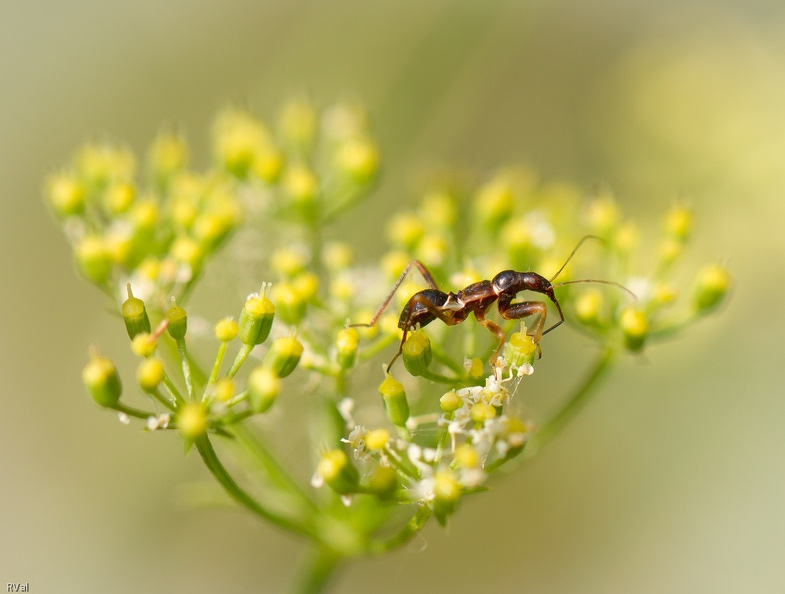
[146,413,171,431]
[337,397,356,428]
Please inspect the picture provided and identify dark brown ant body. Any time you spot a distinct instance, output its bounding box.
[355,236,632,371]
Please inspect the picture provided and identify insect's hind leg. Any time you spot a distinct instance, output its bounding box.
[352,260,441,329]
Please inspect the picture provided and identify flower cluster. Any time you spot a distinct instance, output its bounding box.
[49,100,729,590]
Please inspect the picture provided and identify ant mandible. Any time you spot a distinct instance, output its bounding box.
[353,235,634,372]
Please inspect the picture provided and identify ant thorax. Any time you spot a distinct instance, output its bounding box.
[441,293,464,311]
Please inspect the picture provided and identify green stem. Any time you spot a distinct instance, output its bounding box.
[526,347,616,456]
[227,343,254,378]
[230,424,318,514]
[208,341,228,384]
[292,547,341,594]
[148,387,176,411]
[193,433,314,539]
[367,504,432,554]
[114,403,153,419]
[176,337,194,400]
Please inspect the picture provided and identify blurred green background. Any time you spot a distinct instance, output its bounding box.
[2,1,784,592]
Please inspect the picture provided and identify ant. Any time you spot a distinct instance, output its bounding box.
[353,235,634,372]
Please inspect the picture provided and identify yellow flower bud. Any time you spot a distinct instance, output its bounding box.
[83,352,122,408]
[317,449,359,494]
[620,307,648,352]
[378,374,409,428]
[137,358,165,392]
[177,403,207,438]
[365,428,391,451]
[336,138,379,183]
[131,333,158,358]
[440,390,463,413]
[470,402,497,423]
[402,331,432,376]
[214,317,239,342]
[693,263,731,312]
[248,366,280,413]
[45,171,85,217]
[263,336,304,378]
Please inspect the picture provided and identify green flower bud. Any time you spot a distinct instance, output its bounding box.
[666,203,692,241]
[440,390,463,413]
[402,331,432,376]
[502,330,537,368]
[386,212,425,250]
[620,307,648,352]
[250,146,284,184]
[465,357,484,380]
[283,164,319,208]
[103,181,135,215]
[137,358,164,392]
[45,171,85,217]
[335,328,359,369]
[453,444,480,469]
[83,352,122,408]
[263,336,303,378]
[238,293,275,346]
[419,191,457,230]
[474,177,514,233]
[693,263,731,312]
[279,98,318,149]
[378,374,409,428]
[500,417,529,460]
[366,466,397,500]
[170,236,205,277]
[165,301,188,340]
[574,289,603,325]
[470,402,497,424]
[322,241,353,271]
[433,469,462,524]
[213,378,234,403]
[121,285,151,339]
[317,449,359,494]
[584,193,620,237]
[148,131,188,183]
[75,235,112,285]
[336,138,379,183]
[247,366,280,413]
[271,283,306,325]
[212,108,270,178]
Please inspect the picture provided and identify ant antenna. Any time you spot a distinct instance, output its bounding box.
[552,278,637,300]
[548,235,637,299]
[548,235,602,282]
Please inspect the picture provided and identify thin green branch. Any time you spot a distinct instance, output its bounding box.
[194,433,314,539]
[525,346,616,456]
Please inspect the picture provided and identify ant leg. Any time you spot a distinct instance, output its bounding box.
[472,308,506,364]
[386,291,459,372]
[386,326,409,372]
[351,260,441,328]
[498,300,551,343]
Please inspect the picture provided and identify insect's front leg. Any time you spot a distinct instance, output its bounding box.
[387,290,458,372]
[497,299,551,344]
